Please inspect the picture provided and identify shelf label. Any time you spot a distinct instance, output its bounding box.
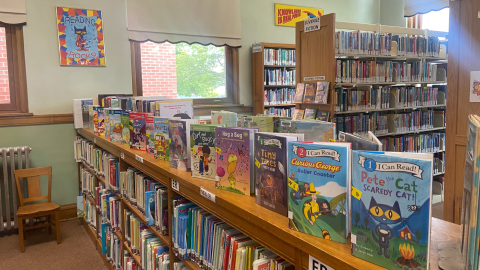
[172,179,180,192]
[135,155,143,163]
[200,187,216,203]
[309,255,334,270]
[93,137,96,143]
[304,17,320,33]
[252,43,262,53]
[121,152,125,159]
[304,76,325,81]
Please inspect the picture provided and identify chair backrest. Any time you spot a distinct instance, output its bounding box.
[14,166,52,206]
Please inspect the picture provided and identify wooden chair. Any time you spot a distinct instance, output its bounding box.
[14,166,61,252]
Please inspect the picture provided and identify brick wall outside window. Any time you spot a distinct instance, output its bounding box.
[0,28,9,104]
[141,42,177,99]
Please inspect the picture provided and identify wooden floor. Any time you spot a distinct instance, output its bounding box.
[0,219,106,270]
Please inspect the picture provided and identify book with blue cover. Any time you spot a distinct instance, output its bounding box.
[351,151,433,269]
[287,142,351,243]
[109,109,123,142]
[280,120,336,142]
[145,191,155,226]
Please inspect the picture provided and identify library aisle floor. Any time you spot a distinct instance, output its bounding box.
[0,219,106,270]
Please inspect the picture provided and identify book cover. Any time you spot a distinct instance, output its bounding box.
[145,191,155,226]
[169,119,198,171]
[154,117,171,161]
[254,133,289,216]
[287,142,350,243]
[89,105,98,130]
[243,116,287,132]
[314,82,330,104]
[146,116,155,155]
[104,109,110,139]
[190,124,223,181]
[316,111,330,121]
[94,107,105,136]
[294,83,305,103]
[109,109,123,142]
[121,111,130,147]
[215,127,255,195]
[280,120,335,142]
[338,131,382,151]
[73,99,94,129]
[351,151,432,269]
[129,112,150,151]
[157,100,194,119]
[303,83,316,104]
[304,109,317,120]
[292,110,304,121]
[212,111,238,127]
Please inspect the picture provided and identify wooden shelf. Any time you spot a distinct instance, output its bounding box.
[264,104,295,107]
[78,127,455,269]
[375,126,446,137]
[178,258,202,270]
[123,241,141,266]
[81,161,106,185]
[334,104,446,114]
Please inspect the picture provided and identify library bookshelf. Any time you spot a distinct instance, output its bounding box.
[295,13,447,177]
[77,127,457,270]
[252,43,296,116]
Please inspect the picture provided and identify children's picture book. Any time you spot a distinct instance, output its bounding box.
[351,151,432,269]
[97,107,105,136]
[294,83,305,103]
[211,111,238,127]
[190,124,223,180]
[89,105,98,131]
[292,110,304,121]
[243,116,287,132]
[145,190,155,226]
[156,100,194,119]
[73,98,94,129]
[153,117,171,161]
[169,119,198,171]
[121,110,130,147]
[287,142,351,243]
[280,120,335,142]
[303,83,316,103]
[304,108,317,120]
[146,116,155,154]
[215,127,256,195]
[316,111,330,121]
[338,131,382,151]
[129,112,150,151]
[314,82,330,104]
[254,133,299,216]
[109,109,123,142]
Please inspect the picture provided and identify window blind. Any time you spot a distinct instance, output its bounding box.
[0,0,26,24]
[404,0,448,17]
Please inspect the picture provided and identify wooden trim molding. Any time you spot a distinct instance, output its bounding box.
[59,203,78,221]
[0,113,73,127]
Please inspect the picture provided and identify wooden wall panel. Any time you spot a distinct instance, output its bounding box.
[444,0,480,223]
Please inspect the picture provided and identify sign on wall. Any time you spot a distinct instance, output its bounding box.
[275,4,323,27]
[56,7,105,66]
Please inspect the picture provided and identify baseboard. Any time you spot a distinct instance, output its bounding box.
[59,203,79,221]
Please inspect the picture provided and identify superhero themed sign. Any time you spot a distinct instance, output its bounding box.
[56,7,105,66]
[274,4,323,27]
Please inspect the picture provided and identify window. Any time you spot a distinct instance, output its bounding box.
[131,41,238,105]
[422,8,449,33]
[0,24,28,115]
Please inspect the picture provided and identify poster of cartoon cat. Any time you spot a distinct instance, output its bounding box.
[56,7,105,66]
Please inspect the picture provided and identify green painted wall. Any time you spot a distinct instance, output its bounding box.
[380,0,406,27]
[0,124,77,206]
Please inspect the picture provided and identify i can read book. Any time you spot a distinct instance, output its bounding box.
[129,112,150,151]
[215,127,256,195]
[351,151,433,270]
[243,116,289,132]
[146,116,155,155]
[211,111,237,127]
[280,120,335,142]
[169,119,198,171]
[121,111,130,147]
[190,124,224,181]
[287,142,350,243]
[109,109,123,143]
[153,117,171,161]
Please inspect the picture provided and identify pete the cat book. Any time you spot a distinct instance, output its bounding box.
[287,142,351,243]
[351,151,433,270]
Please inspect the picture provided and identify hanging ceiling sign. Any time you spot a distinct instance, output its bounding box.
[275,4,323,27]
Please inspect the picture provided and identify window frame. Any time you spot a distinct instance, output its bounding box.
[130,41,239,106]
[0,23,28,115]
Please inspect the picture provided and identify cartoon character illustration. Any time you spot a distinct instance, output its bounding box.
[303,183,330,240]
[368,197,402,259]
[197,146,205,175]
[203,147,212,174]
[225,154,238,188]
[112,124,122,141]
[74,26,88,51]
[217,115,223,124]
[122,124,130,144]
[155,134,165,158]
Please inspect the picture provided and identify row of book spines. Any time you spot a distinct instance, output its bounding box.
[263,48,295,66]
[264,69,295,85]
[335,31,440,57]
[264,88,296,105]
[264,108,294,118]
[380,133,445,153]
[335,60,394,83]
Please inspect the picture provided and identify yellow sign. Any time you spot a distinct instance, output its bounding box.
[288,178,299,191]
[275,4,324,27]
[351,186,362,200]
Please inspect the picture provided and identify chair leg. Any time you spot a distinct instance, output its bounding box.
[55,211,61,244]
[47,215,52,235]
[22,219,26,240]
[18,217,24,253]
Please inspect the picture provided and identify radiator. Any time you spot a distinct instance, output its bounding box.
[0,146,30,233]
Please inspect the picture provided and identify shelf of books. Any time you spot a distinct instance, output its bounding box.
[252,42,297,117]
[71,95,461,270]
